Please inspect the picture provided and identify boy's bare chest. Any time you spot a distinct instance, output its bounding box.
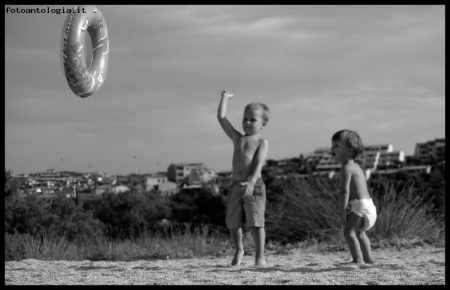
[235,137,259,154]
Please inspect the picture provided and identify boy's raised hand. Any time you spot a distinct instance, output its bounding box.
[221,90,233,99]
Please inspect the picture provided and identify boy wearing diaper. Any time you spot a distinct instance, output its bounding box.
[331,129,376,264]
[217,90,269,267]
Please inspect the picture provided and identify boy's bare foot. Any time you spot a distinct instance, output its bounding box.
[364,258,375,264]
[255,258,267,267]
[231,249,244,266]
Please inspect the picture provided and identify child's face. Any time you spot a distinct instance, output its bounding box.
[242,109,265,135]
[331,139,351,163]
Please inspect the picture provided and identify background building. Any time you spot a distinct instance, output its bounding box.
[415,138,445,164]
[167,163,204,184]
[304,147,330,171]
[146,172,168,191]
[188,167,217,185]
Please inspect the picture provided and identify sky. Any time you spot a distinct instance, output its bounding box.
[5,5,445,175]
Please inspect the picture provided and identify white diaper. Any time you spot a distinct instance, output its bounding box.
[347,198,377,231]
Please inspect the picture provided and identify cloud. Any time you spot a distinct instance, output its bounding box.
[5,5,445,174]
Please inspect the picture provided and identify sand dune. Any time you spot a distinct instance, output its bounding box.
[5,244,444,285]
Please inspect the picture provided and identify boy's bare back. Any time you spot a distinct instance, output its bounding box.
[341,162,371,201]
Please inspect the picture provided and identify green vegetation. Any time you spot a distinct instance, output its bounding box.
[5,168,445,262]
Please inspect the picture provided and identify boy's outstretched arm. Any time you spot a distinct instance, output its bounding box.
[217,90,239,140]
[243,139,269,198]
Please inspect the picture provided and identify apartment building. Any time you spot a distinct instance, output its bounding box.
[362,151,380,171]
[364,144,393,153]
[415,138,445,164]
[311,144,401,180]
[376,151,405,170]
[398,165,431,175]
[188,167,217,185]
[216,171,233,187]
[146,172,168,191]
[304,147,330,169]
[28,169,65,183]
[315,153,340,172]
[167,163,204,184]
[157,181,179,196]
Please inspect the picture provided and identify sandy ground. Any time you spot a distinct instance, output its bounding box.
[5,244,445,285]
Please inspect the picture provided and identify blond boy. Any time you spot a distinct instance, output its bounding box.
[217,90,269,267]
[331,129,377,265]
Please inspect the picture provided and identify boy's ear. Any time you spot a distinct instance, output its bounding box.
[262,121,267,127]
[348,147,355,156]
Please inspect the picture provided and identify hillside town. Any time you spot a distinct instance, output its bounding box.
[11,138,445,202]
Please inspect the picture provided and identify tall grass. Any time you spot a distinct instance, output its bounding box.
[265,178,445,246]
[266,178,343,244]
[371,179,444,242]
[5,230,79,261]
[5,224,231,262]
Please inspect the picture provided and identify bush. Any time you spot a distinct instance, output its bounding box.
[5,194,105,245]
[86,191,171,240]
[5,194,53,236]
[5,169,23,198]
[170,187,227,235]
[265,177,342,245]
[265,177,445,245]
[46,197,105,244]
[370,179,444,241]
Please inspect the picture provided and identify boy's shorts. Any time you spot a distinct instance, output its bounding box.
[226,178,266,229]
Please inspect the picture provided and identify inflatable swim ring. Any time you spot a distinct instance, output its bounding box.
[61,5,109,98]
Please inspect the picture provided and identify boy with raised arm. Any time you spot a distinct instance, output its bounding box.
[217,90,269,267]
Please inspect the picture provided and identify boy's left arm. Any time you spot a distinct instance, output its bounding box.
[243,139,269,198]
[339,165,352,221]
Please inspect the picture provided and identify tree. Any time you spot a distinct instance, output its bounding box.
[47,197,105,243]
[170,187,227,234]
[5,194,51,236]
[86,191,171,240]
[5,169,21,198]
[265,159,278,167]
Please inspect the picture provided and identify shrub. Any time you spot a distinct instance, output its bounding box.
[370,179,444,241]
[5,194,53,236]
[170,187,227,235]
[86,191,171,240]
[46,196,105,244]
[5,194,105,245]
[265,177,445,245]
[265,177,342,245]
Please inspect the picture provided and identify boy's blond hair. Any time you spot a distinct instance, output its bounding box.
[245,102,270,123]
[332,129,364,164]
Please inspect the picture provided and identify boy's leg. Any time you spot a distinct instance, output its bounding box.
[243,180,267,267]
[251,226,267,267]
[356,230,375,263]
[227,184,245,266]
[230,228,244,266]
[343,212,364,264]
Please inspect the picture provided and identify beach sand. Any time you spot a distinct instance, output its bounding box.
[5,244,444,285]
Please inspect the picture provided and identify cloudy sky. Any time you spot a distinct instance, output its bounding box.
[5,5,445,175]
